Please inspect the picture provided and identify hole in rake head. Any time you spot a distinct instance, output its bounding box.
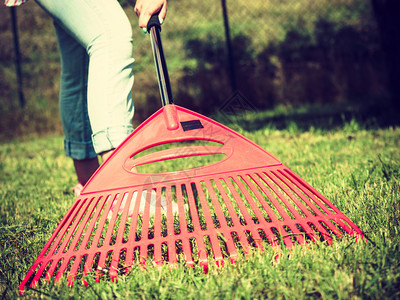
[271,228,284,247]
[161,242,169,262]
[189,238,199,264]
[257,229,271,246]
[231,232,244,255]
[283,226,298,245]
[295,224,314,243]
[217,234,230,258]
[307,222,327,243]
[126,139,226,174]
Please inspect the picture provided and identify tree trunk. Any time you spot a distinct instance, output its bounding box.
[371,0,400,119]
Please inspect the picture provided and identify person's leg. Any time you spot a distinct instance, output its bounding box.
[35,0,135,186]
[53,21,100,188]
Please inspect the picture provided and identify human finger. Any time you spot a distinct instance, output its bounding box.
[138,0,167,28]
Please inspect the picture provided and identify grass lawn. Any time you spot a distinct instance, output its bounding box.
[0,109,399,299]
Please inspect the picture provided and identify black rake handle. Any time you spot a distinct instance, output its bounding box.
[147,15,174,106]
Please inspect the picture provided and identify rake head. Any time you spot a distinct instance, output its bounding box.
[19,105,364,294]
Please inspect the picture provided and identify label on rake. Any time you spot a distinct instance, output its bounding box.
[181,120,204,131]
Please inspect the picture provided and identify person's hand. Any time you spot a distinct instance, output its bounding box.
[134,0,167,31]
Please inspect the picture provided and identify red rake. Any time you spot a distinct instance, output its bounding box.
[19,16,363,294]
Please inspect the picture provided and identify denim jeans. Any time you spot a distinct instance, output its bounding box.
[35,0,135,159]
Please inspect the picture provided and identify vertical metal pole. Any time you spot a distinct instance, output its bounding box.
[221,0,237,93]
[11,7,25,109]
[149,25,174,106]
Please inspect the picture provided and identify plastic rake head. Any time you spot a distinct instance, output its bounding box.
[19,105,364,294]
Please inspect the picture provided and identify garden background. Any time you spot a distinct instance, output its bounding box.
[1,0,399,138]
[1,0,399,298]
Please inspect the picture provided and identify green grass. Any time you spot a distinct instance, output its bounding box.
[1,110,399,299]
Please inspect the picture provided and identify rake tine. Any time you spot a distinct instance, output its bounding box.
[23,231,69,290]
[185,185,209,268]
[165,186,174,236]
[20,261,40,291]
[81,253,95,283]
[60,199,97,255]
[275,226,296,249]
[224,232,238,264]
[114,192,134,244]
[309,221,334,245]
[233,175,266,223]
[91,194,116,250]
[29,261,48,289]
[253,173,293,221]
[321,220,344,239]
[67,255,85,287]
[250,229,265,251]
[236,231,252,255]
[30,199,79,266]
[203,180,230,229]
[184,183,203,232]
[214,179,242,227]
[46,199,88,258]
[282,169,341,215]
[154,189,162,240]
[195,183,224,262]
[214,179,251,254]
[176,184,189,234]
[247,174,283,223]
[43,259,59,283]
[108,251,120,281]
[262,172,304,220]
[154,242,163,266]
[165,187,178,265]
[192,181,215,231]
[222,177,267,251]
[273,170,321,217]
[125,191,143,268]
[208,234,224,265]
[95,252,108,282]
[225,177,257,225]
[285,225,308,247]
[54,257,71,284]
[334,218,358,236]
[270,171,316,218]
[69,198,100,253]
[140,190,153,244]
[103,194,124,246]
[181,238,194,268]
[240,175,286,248]
[195,236,209,270]
[78,196,108,250]
[168,241,177,265]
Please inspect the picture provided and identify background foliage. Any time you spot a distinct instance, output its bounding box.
[0,0,390,140]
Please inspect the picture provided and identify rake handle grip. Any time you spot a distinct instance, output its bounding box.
[148,15,174,106]
[147,14,162,32]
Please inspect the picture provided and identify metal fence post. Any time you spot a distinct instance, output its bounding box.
[221,0,237,93]
[10,6,25,109]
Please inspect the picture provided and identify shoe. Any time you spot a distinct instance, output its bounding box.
[72,183,84,197]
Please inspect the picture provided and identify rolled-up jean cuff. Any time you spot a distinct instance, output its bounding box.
[92,125,134,154]
[64,139,98,160]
